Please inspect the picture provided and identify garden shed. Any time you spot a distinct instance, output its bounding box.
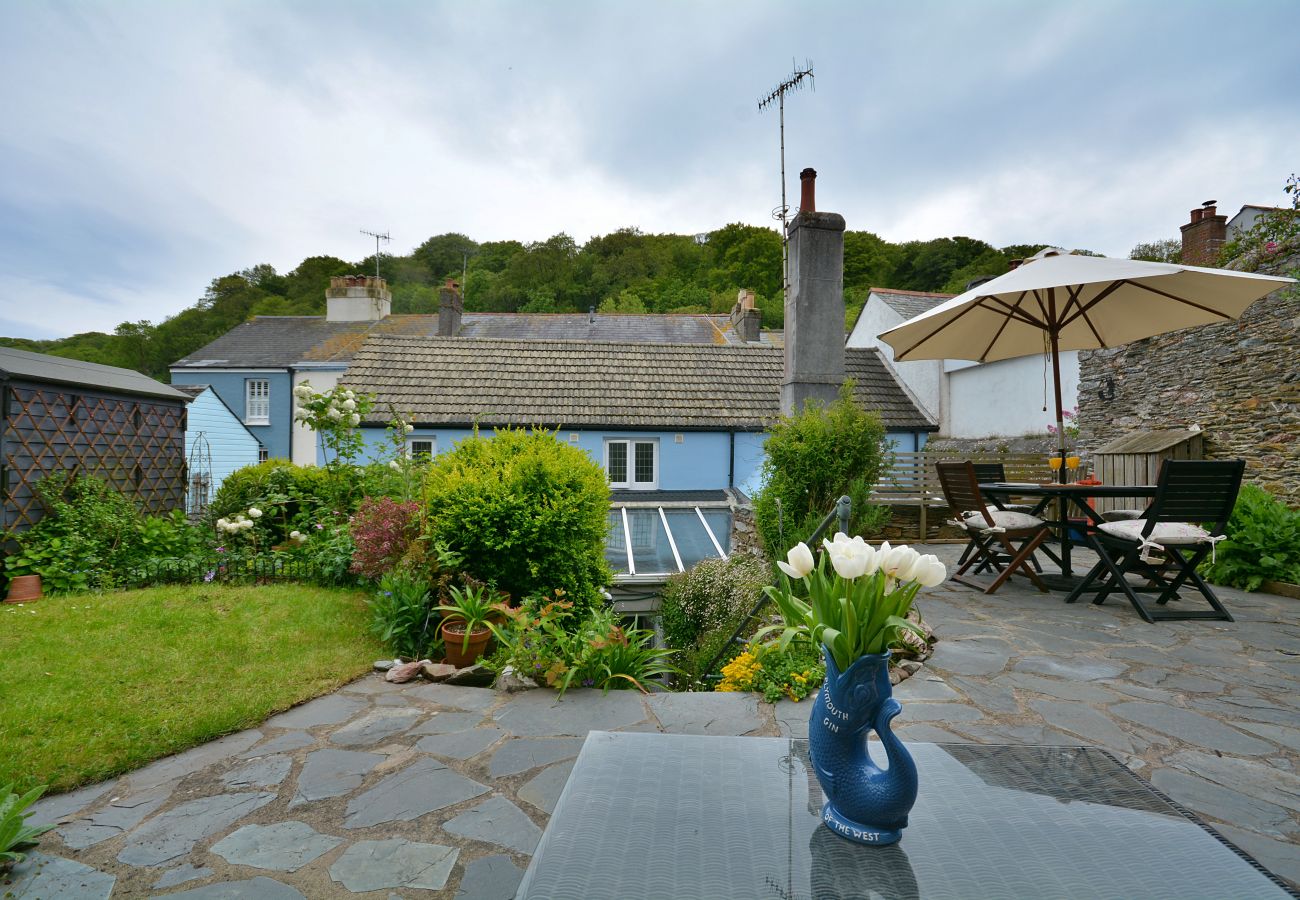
[0,347,190,532]
[1092,428,1205,515]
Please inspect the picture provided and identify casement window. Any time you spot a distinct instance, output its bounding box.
[605,438,658,490]
[258,446,269,463]
[406,437,436,459]
[245,379,270,425]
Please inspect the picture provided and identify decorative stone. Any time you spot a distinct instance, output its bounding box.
[154,864,215,889]
[448,663,495,686]
[221,755,292,788]
[211,821,342,872]
[164,876,307,899]
[329,707,424,747]
[517,759,575,814]
[329,839,459,893]
[488,737,584,777]
[1,852,116,899]
[374,659,397,672]
[494,665,535,693]
[265,694,367,729]
[344,757,489,828]
[416,727,506,760]
[116,791,277,867]
[386,659,432,683]
[442,795,542,854]
[454,854,526,900]
[422,662,458,681]
[292,749,384,805]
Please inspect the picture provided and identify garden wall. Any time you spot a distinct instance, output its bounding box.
[1076,244,1300,505]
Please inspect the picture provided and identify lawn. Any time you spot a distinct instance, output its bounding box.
[0,583,383,794]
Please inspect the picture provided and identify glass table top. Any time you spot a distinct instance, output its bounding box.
[517,732,1296,900]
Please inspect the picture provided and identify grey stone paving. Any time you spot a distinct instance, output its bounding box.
[24,542,1300,895]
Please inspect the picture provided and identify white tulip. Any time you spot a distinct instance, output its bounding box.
[823,532,874,580]
[882,544,920,580]
[776,542,815,579]
[912,555,948,587]
[247,507,262,519]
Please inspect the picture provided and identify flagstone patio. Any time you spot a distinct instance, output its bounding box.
[14,544,1300,898]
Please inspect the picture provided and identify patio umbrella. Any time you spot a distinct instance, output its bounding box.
[878,251,1295,474]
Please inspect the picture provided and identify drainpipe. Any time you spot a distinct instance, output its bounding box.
[728,432,735,488]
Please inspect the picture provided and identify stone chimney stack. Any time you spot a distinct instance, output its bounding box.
[438,279,463,336]
[782,168,846,416]
[729,289,761,342]
[326,275,391,323]
[1180,200,1227,266]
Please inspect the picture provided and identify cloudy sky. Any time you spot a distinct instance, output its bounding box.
[2,1,1296,340]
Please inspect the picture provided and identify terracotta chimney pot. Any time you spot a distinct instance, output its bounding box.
[799,168,817,213]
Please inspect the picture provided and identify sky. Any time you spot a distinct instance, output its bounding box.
[2,1,1297,340]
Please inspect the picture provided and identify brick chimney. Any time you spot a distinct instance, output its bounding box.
[782,168,846,415]
[729,289,761,342]
[437,279,463,336]
[1180,200,1227,266]
[326,275,391,322]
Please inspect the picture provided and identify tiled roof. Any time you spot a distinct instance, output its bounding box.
[871,287,955,321]
[172,313,772,369]
[339,336,936,431]
[0,346,189,401]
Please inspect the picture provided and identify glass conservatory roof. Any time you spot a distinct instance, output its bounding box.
[605,491,732,581]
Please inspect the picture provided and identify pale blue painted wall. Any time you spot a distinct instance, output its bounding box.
[185,388,261,498]
[171,370,293,458]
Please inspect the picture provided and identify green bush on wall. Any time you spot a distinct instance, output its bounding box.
[659,554,770,687]
[753,381,892,556]
[421,429,612,616]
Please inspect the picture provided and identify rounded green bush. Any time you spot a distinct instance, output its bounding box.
[209,460,336,543]
[421,429,612,615]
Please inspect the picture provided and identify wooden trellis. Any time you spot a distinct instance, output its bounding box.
[2,384,186,531]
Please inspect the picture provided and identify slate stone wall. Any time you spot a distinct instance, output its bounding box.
[1077,244,1300,505]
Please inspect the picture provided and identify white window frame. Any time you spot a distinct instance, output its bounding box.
[245,378,270,425]
[258,446,269,464]
[605,438,658,490]
[406,436,437,459]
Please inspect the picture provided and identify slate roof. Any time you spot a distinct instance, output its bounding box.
[0,346,189,401]
[172,312,771,370]
[871,288,955,321]
[339,336,936,431]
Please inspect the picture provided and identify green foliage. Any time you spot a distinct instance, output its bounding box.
[1220,173,1300,265]
[753,382,892,556]
[209,460,335,543]
[486,597,680,697]
[367,569,441,660]
[1129,237,1182,263]
[717,644,824,703]
[1201,484,1300,591]
[293,523,358,587]
[659,555,769,686]
[0,783,55,869]
[421,429,612,614]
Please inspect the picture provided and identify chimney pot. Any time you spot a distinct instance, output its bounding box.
[799,168,817,213]
[1202,200,1217,217]
[437,279,463,336]
[1190,208,1203,223]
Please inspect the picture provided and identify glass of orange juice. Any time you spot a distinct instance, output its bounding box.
[1066,454,1081,470]
[1048,455,1063,472]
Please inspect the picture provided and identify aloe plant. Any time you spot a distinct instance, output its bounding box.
[1,783,55,870]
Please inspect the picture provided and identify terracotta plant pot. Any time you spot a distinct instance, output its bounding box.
[5,575,42,603]
[441,620,493,669]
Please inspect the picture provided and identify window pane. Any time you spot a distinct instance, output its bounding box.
[604,511,629,574]
[247,379,269,422]
[633,442,655,484]
[408,439,434,458]
[608,442,627,483]
[627,509,677,575]
[701,510,733,554]
[663,510,723,567]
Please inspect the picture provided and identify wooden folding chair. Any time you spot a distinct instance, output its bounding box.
[961,462,1040,573]
[1066,459,1244,623]
[936,461,1050,594]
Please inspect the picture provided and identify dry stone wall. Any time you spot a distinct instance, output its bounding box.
[1077,244,1300,505]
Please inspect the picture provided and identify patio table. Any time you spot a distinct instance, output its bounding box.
[518,731,1296,899]
[979,481,1157,585]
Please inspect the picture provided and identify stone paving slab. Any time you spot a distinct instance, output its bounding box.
[23,542,1300,896]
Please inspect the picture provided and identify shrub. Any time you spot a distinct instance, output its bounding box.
[716,643,825,703]
[1201,484,1300,591]
[753,382,892,556]
[659,555,769,687]
[421,429,612,615]
[350,497,421,580]
[367,569,442,660]
[486,595,679,696]
[209,460,336,543]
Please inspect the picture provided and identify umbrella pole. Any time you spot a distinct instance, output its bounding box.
[1050,327,1067,484]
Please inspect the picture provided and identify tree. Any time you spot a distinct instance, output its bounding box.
[413,233,478,280]
[1129,238,1182,263]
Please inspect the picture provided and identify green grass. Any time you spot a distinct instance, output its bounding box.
[0,583,383,794]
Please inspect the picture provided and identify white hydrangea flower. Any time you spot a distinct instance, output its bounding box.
[349,413,360,426]
[247,507,262,519]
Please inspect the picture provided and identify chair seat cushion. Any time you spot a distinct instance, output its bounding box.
[963,509,1045,531]
[1097,520,1213,545]
[1101,509,1144,522]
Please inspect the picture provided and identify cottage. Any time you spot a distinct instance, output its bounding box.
[0,346,189,531]
[171,384,262,513]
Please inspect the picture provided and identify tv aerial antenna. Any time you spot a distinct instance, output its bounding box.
[360,229,391,280]
[758,59,814,298]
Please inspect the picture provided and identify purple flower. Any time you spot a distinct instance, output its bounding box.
[582,678,594,687]
[314,523,325,531]
[204,570,216,582]
[215,546,226,554]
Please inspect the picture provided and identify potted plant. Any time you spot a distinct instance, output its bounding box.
[762,535,946,847]
[434,583,508,668]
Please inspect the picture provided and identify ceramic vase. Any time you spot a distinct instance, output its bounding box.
[808,647,918,846]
